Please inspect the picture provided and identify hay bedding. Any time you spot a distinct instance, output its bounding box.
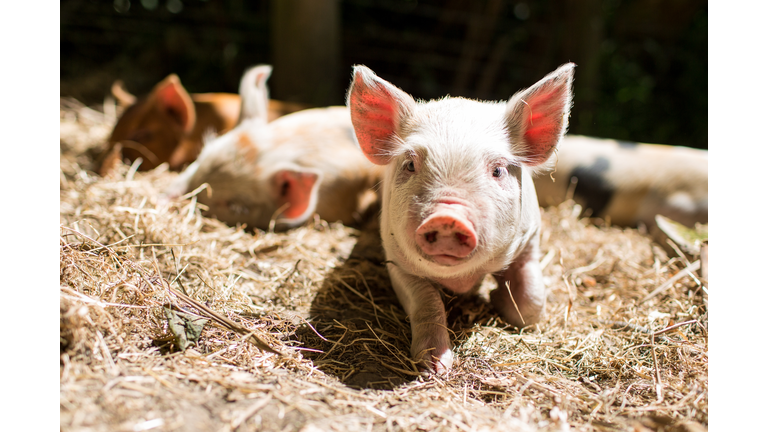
[60,98,707,432]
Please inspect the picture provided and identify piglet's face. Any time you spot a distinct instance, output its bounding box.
[348,64,574,276]
[173,127,323,232]
[107,74,196,171]
[385,100,526,274]
[201,165,321,231]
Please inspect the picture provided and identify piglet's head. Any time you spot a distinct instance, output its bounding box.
[347,64,574,273]
[197,158,323,232]
[101,74,196,174]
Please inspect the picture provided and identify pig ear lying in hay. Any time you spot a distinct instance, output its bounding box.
[270,165,323,228]
[504,63,575,168]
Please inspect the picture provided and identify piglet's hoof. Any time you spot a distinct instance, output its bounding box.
[414,347,454,375]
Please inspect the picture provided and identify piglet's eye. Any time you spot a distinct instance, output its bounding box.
[405,160,415,172]
[492,166,507,178]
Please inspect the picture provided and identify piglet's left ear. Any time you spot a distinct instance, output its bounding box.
[505,63,574,166]
[271,167,323,226]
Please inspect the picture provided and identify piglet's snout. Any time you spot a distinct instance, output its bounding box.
[415,209,477,264]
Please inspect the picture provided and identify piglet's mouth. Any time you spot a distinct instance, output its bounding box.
[427,253,468,266]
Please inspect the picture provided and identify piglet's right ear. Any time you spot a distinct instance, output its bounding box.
[347,65,416,165]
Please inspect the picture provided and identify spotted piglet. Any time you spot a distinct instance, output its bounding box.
[347,63,575,373]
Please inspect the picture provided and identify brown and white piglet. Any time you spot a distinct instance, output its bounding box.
[99,73,242,175]
[98,67,310,176]
[347,63,575,373]
[163,66,382,230]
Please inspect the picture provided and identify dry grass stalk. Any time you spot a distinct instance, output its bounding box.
[60,98,707,431]
[641,261,701,304]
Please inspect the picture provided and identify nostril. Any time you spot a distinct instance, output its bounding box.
[415,212,477,261]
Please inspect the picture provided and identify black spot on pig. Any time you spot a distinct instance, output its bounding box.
[569,156,615,217]
[617,140,638,150]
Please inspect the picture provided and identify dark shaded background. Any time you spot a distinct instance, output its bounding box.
[60,0,707,149]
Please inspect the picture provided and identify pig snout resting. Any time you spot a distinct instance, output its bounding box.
[415,204,477,265]
[348,62,574,373]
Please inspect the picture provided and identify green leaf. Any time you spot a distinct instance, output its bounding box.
[164,307,209,351]
[655,215,708,255]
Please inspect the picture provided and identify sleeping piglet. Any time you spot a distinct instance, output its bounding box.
[164,65,382,230]
[99,71,309,176]
[347,63,575,373]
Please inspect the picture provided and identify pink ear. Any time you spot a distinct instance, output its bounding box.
[347,65,416,165]
[505,63,575,166]
[272,169,321,221]
[153,74,196,132]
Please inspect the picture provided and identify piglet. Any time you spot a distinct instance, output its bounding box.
[163,66,382,230]
[99,73,242,175]
[533,135,707,244]
[99,68,309,176]
[347,63,575,373]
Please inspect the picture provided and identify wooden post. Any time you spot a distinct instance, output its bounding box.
[563,0,603,136]
[270,0,341,106]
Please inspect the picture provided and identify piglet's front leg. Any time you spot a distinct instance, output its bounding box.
[388,265,454,374]
[491,239,546,328]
